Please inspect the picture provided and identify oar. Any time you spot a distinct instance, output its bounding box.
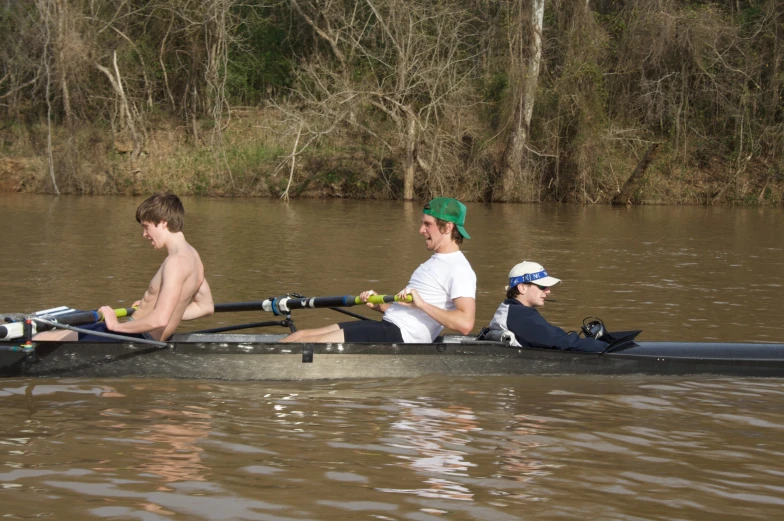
[0,307,136,341]
[214,294,413,315]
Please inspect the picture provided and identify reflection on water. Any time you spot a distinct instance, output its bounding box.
[135,409,210,483]
[379,400,481,501]
[91,383,215,484]
[1,377,784,520]
[496,413,553,486]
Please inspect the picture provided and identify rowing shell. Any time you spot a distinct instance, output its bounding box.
[2,333,784,379]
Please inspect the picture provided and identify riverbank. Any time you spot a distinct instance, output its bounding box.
[1,108,781,205]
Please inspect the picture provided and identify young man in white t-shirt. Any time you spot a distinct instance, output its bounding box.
[281,197,476,343]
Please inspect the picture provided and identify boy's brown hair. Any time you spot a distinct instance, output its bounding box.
[435,218,464,245]
[135,193,184,232]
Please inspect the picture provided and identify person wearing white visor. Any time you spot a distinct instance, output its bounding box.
[485,261,607,352]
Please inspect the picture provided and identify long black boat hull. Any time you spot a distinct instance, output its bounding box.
[2,334,784,379]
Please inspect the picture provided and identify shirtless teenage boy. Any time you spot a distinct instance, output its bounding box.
[35,194,214,342]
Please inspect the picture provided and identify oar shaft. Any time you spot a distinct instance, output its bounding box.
[0,307,136,341]
[52,307,136,327]
[286,294,411,309]
[213,294,412,314]
[214,301,271,313]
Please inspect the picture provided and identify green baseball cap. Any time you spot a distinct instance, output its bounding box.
[423,197,470,239]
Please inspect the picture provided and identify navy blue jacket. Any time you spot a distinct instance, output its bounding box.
[488,299,607,352]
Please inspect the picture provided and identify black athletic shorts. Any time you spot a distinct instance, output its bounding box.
[77,322,154,342]
[338,320,405,343]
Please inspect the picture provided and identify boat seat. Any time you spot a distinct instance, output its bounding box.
[474,328,514,344]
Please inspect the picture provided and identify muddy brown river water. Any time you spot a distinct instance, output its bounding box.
[1,194,783,520]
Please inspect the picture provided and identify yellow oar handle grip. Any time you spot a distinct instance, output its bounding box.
[96,307,137,321]
[355,294,413,305]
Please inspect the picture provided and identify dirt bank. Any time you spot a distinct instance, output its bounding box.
[1,110,781,206]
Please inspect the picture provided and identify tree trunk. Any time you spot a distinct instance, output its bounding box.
[403,111,416,201]
[55,0,72,123]
[494,0,544,202]
[35,0,60,194]
[767,7,782,126]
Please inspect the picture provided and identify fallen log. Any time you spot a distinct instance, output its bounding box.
[612,143,660,205]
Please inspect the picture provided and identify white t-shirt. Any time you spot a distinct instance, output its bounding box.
[383,251,476,343]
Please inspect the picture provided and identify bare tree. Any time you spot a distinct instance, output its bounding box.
[494,0,544,202]
[35,0,60,195]
[204,0,238,188]
[95,50,144,176]
[287,0,480,200]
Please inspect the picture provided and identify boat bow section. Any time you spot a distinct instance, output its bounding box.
[604,341,784,377]
[614,341,784,360]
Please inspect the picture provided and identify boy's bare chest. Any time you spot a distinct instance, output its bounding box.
[145,266,165,295]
